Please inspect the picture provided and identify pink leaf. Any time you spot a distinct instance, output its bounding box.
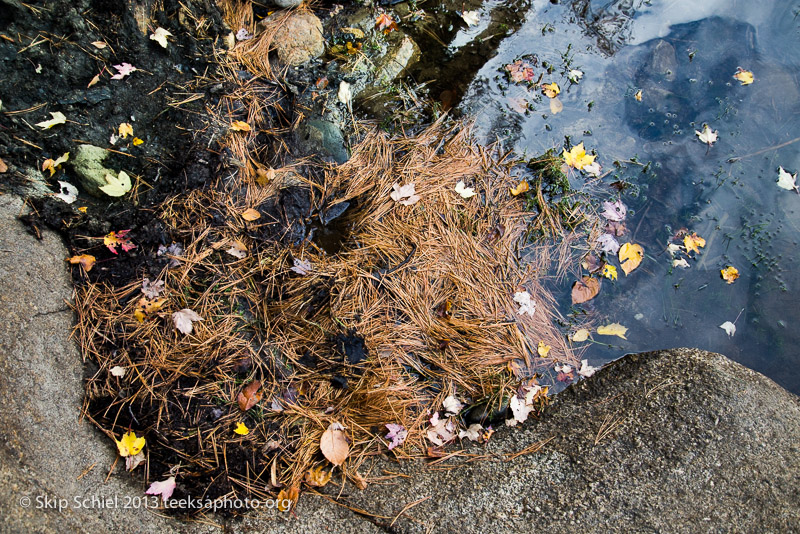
[601,200,627,222]
[111,63,137,80]
[597,233,620,254]
[385,423,408,450]
[146,476,176,503]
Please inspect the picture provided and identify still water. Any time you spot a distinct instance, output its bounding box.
[456,0,800,393]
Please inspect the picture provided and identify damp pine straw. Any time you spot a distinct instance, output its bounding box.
[74,120,579,511]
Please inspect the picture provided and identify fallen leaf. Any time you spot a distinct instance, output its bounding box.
[583,161,602,176]
[601,199,627,221]
[537,341,551,357]
[36,111,67,129]
[510,180,529,196]
[104,229,136,254]
[375,13,399,32]
[732,67,753,85]
[571,276,601,304]
[777,166,798,191]
[277,487,299,512]
[549,97,564,114]
[134,297,167,322]
[146,477,176,503]
[634,89,643,101]
[225,240,248,259]
[568,69,583,83]
[256,166,275,186]
[141,278,165,299]
[582,253,604,273]
[150,27,172,48]
[597,233,620,254]
[673,258,691,269]
[115,431,145,457]
[110,62,136,80]
[99,170,132,197]
[427,412,455,444]
[513,290,536,316]
[87,73,101,88]
[290,258,313,275]
[305,465,332,487]
[507,394,534,426]
[172,308,203,334]
[578,359,599,377]
[571,328,590,342]
[505,60,535,83]
[542,82,560,98]
[320,422,349,466]
[42,152,69,177]
[55,180,78,203]
[132,137,144,146]
[443,395,464,415]
[236,381,262,412]
[390,182,420,206]
[241,208,261,221]
[695,124,718,146]
[461,10,480,26]
[458,423,483,442]
[338,81,352,106]
[0,157,6,173]
[110,366,126,377]
[126,451,145,471]
[385,423,407,450]
[230,120,251,132]
[618,242,644,275]
[118,122,133,139]
[602,264,617,280]
[684,232,706,254]
[454,180,476,198]
[721,266,739,284]
[236,28,253,41]
[596,323,628,339]
[720,321,736,337]
[563,143,596,170]
[605,220,627,236]
[234,422,250,435]
[91,41,107,49]
[67,254,96,271]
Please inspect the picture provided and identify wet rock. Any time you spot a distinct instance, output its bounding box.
[270,12,324,66]
[372,35,419,86]
[648,40,678,81]
[270,0,303,7]
[70,144,116,197]
[294,118,349,163]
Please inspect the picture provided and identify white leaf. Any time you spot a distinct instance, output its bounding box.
[554,363,573,374]
[99,171,132,197]
[777,166,798,191]
[146,477,176,503]
[426,414,455,446]
[141,278,165,299]
[172,308,203,335]
[578,359,599,378]
[338,81,352,105]
[110,366,126,377]
[583,161,602,176]
[673,258,691,269]
[36,111,67,129]
[454,180,476,198]
[126,451,145,471]
[695,124,718,146]
[390,182,420,206]
[719,321,736,337]
[568,69,584,83]
[508,395,534,425]
[236,28,253,41]
[55,181,78,204]
[597,233,620,254]
[150,27,172,48]
[458,423,482,441]
[461,10,480,26]
[513,290,536,316]
[667,243,681,256]
[290,258,313,275]
[442,395,463,416]
[225,240,248,259]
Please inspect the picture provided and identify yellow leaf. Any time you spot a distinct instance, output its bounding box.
[596,323,628,340]
[571,328,590,342]
[277,486,299,512]
[510,180,529,196]
[320,422,349,466]
[230,120,251,132]
[562,142,596,170]
[115,431,145,457]
[118,122,133,139]
[66,254,95,271]
[234,422,250,435]
[36,111,67,129]
[42,152,69,176]
[542,82,560,98]
[733,68,754,85]
[99,171,132,197]
[634,89,642,101]
[721,266,739,284]
[602,264,617,280]
[134,308,146,323]
[618,242,644,275]
[304,465,332,487]
[256,166,275,186]
[683,232,705,254]
[241,208,261,221]
[132,137,144,146]
[78,206,88,213]
[537,341,551,357]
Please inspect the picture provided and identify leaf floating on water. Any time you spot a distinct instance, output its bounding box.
[602,264,617,280]
[683,232,706,254]
[36,111,67,129]
[695,124,718,146]
[513,290,536,316]
[571,328,591,342]
[537,341,551,357]
[571,276,600,304]
[596,323,628,340]
[320,422,350,466]
[601,199,627,222]
[720,321,736,337]
[618,242,644,275]
[461,10,480,26]
[634,89,643,101]
[563,142,596,170]
[568,69,583,83]
[732,67,754,85]
[578,359,599,377]
[597,233,620,254]
[541,82,560,98]
[673,257,691,269]
[777,167,798,192]
[721,266,739,284]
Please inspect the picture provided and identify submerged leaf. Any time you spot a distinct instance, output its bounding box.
[601,200,627,222]
[596,323,628,339]
[571,276,600,304]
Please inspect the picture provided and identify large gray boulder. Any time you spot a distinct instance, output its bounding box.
[0,192,798,533]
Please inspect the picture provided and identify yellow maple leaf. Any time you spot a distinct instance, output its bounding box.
[596,323,628,340]
[634,89,643,101]
[234,422,250,435]
[542,82,560,98]
[537,341,551,357]
[618,242,644,275]
[683,232,706,254]
[510,180,530,196]
[132,137,144,146]
[571,328,591,342]
[115,431,146,457]
[78,206,88,213]
[721,266,739,284]
[230,120,251,132]
[42,152,70,176]
[733,68,754,85]
[134,297,167,322]
[118,122,133,139]
[562,143,596,170]
[602,264,617,280]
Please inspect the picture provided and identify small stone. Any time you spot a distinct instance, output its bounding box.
[271,0,303,7]
[271,12,324,66]
[70,144,117,197]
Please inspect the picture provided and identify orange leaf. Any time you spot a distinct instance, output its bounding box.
[276,486,300,512]
[230,120,251,132]
[304,465,332,487]
[67,254,96,271]
[683,232,705,254]
[237,380,262,411]
[721,266,739,284]
[571,276,601,304]
[241,208,261,221]
[510,180,529,196]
